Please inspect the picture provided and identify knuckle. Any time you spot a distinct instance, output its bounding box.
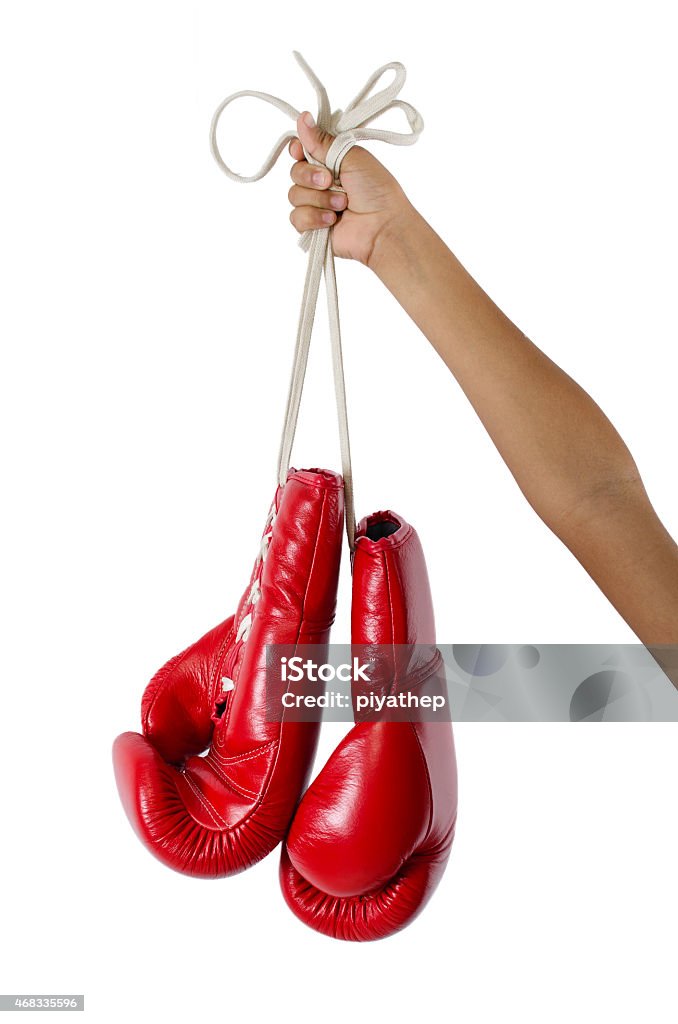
[304,164,322,188]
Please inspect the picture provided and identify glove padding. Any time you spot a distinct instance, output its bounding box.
[279,511,457,940]
[113,469,344,877]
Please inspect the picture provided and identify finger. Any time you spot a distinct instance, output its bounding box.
[290,206,337,233]
[288,138,304,161]
[296,111,335,164]
[290,159,333,191]
[288,184,347,212]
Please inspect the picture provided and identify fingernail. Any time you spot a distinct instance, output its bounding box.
[330,193,346,209]
[322,212,335,224]
[313,171,329,186]
[303,111,315,127]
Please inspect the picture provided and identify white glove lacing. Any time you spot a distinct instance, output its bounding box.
[210,50,424,552]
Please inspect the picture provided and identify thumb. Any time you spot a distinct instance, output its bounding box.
[296,111,335,166]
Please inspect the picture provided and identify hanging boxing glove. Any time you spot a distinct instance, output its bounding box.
[113,468,344,877]
[279,510,457,940]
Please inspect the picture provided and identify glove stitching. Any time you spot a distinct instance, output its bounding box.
[204,755,259,800]
[180,771,229,829]
[209,738,278,766]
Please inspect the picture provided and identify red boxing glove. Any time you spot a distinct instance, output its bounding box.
[279,511,458,940]
[113,469,344,877]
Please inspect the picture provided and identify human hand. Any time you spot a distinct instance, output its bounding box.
[287,111,415,268]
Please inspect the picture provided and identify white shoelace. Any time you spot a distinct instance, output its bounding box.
[210,50,424,550]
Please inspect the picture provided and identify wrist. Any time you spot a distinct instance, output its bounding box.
[366,199,423,276]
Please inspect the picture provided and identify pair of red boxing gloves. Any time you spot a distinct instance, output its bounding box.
[113,468,457,941]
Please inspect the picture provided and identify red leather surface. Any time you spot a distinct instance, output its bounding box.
[280,511,457,940]
[113,469,344,877]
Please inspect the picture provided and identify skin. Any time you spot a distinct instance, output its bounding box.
[287,112,678,646]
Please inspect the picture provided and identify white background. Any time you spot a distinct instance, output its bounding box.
[0,1,676,1021]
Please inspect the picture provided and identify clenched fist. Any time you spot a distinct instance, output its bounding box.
[287,111,415,268]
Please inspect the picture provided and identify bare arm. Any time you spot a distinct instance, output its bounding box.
[287,113,678,643]
[369,208,678,642]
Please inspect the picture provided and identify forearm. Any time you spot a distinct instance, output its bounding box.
[368,205,678,642]
[369,205,641,530]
